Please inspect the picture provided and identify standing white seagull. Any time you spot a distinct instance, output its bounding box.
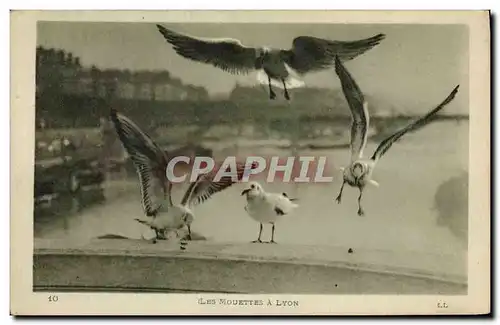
[156,24,386,100]
[110,108,250,243]
[241,181,298,244]
[333,56,460,216]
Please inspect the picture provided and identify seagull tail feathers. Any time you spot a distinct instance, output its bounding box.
[281,192,299,207]
[256,70,305,89]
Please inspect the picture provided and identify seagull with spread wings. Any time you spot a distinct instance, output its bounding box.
[156,24,386,101]
[333,56,460,216]
[110,108,252,243]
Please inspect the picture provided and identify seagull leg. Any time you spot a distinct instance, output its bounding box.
[335,181,346,204]
[282,79,290,100]
[252,223,263,243]
[150,229,159,244]
[357,187,365,216]
[269,223,277,244]
[268,75,276,100]
[186,225,192,241]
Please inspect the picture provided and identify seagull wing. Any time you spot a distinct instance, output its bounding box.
[371,85,460,162]
[334,56,370,161]
[110,108,172,216]
[156,24,258,75]
[180,161,252,208]
[280,33,385,75]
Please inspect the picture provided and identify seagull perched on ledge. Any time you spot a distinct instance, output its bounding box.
[241,181,298,244]
[156,24,386,100]
[110,108,252,243]
[333,56,460,216]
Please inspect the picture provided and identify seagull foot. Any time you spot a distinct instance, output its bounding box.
[357,209,365,217]
[284,92,290,100]
[335,196,342,204]
[269,92,276,100]
[252,239,263,243]
[267,240,277,244]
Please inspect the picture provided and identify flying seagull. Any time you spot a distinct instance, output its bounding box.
[333,56,460,216]
[156,24,386,100]
[110,108,251,243]
[241,181,298,243]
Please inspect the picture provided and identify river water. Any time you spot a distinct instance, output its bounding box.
[34,120,469,269]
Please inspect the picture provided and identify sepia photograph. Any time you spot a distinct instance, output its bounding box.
[10,10,490,315]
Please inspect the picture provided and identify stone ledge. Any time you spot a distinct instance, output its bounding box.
[33,238,467,294]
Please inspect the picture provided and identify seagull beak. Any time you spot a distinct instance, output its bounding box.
[134,218,151,227]
[241,188,251,196]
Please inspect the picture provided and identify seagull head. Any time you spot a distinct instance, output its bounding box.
[256,47,271,57]
[241,181,263,197]
[181,212,194,225]
[255,47,271,69]
[351,162,366,182]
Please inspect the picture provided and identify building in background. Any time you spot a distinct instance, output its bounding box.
[35,46,209,102]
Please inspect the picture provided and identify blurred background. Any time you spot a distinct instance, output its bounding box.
[33,22,469,273]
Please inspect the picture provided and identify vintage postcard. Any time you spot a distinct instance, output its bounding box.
[10,10,490,315]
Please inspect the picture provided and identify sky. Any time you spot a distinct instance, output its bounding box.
[37,22,469,114]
